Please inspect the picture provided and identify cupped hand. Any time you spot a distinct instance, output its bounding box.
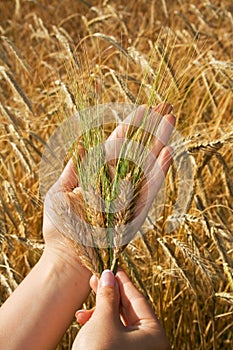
[43,102,175,264]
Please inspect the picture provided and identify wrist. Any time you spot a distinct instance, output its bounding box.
[42,245,91,285]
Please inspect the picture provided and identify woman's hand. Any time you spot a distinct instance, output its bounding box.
[72,269,170,350]
[44,103,175,250]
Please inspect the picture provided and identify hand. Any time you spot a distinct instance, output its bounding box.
[72,269,170,350]
[44,103,175,251]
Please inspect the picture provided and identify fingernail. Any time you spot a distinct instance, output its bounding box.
[154,102,173,116]
[75,309,85,318]
[101,270,115,287]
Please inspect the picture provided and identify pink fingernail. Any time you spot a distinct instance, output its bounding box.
[75,310,85,318]
[101,270,115,287]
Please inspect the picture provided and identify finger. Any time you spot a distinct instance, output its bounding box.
[143,114,175,176]
[90,272,135,327]
[75,308,95,325]
[85,275,126,325]
[76,142,86,162]
[105,103,166,158]
[137,103,173,145]
[104,105,147,176]
[133,146,172,219]
[90,274,98,293]
[104,104,168,180]
[106,102,173,148]
[104,103,173,166]
[150,113,176,158]
[116,269,156,326]
[60,158,78,190]
[154,102,173,116]
[106,105,147,143]
[94,270,121,326]
[148,145,173,192]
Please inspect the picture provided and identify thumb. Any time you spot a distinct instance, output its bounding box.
[94,270,120,325]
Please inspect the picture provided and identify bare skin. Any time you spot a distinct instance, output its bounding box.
[73,269,171,350]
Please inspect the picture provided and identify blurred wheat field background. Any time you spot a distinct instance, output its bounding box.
[0,0,233,349]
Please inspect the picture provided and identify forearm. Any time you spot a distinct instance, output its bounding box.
[0,248,91,350]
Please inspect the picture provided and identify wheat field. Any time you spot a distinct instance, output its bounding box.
[0,0,233,349]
